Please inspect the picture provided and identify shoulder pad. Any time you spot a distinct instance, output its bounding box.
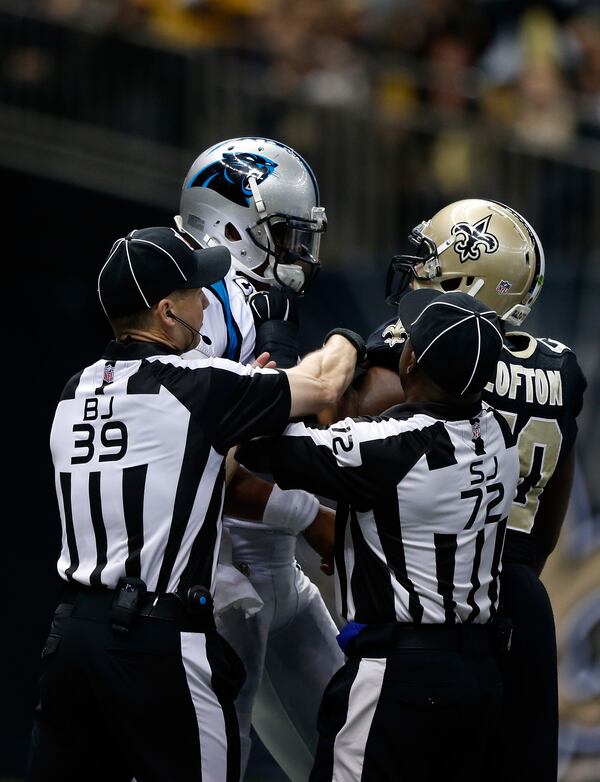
[536,337,573,355]
[367,316,401,351]
[381,318,408,347]
[366,316,407,372]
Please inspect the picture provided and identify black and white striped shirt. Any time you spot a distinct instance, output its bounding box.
[239,401,519,625]
[50,340,290,595]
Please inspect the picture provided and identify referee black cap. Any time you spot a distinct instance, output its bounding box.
[398,289,503,395]
[98,227,231,319]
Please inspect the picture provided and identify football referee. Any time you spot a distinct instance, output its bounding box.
[26,226,364,782]
[238,289,521,782]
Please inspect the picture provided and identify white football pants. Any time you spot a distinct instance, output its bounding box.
[216,525,344,782]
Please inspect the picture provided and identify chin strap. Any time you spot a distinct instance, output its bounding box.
[248,175,266,213]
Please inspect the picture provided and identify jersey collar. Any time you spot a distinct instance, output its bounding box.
[384,400,484,422]
[503,331,537,359]
[103,339,175,360]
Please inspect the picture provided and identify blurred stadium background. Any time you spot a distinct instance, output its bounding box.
[1,0,598,779]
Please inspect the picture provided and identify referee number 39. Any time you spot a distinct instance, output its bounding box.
[71,397,128,464]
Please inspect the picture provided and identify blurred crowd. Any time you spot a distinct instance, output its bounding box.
[7,0,599,153]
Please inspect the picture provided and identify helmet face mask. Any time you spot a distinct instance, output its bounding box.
[178,137,325,295]
[385,223,441,306]
[248,208,326,293]
[386,199,545,326]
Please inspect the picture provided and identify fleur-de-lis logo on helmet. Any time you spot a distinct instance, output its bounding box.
[451,215,499,263]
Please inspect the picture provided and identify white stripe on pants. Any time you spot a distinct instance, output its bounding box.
[180,632,229,782]
[332,658,386,782]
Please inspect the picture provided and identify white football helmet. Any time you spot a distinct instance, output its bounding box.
[386,199,545,326]
[176,137,326,294]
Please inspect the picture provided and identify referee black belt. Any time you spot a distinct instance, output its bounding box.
[347,622,504,658]
[60,583,215,633]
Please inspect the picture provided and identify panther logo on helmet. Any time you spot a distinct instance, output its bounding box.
[190,152,278,208]
[451,215,499,263]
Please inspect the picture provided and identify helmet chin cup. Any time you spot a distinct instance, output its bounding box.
[275,264,306,293]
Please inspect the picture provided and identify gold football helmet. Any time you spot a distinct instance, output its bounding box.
[386,199,545,326]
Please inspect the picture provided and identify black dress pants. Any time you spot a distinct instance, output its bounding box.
[26,593,245,782]
[310,626,503,782]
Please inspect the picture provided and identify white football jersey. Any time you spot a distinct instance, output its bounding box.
[182,269,256,365]
[182,267,269,531]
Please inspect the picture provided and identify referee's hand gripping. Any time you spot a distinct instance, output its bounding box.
[252,352,277,370]
[284,329,365,418]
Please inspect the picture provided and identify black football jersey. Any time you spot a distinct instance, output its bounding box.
[366,319,587,565]
[482,332,586,563]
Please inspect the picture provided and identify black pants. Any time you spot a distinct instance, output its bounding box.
[310,624,503,782]
[26,589,245,782]
[492,563,558,782]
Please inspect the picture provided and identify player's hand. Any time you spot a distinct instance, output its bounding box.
[320,555,334,576]
[251,290,300,369]
[248,288,299,325]
[252,352,277,369]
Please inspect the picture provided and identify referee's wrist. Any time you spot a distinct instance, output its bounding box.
[324,328,367,365]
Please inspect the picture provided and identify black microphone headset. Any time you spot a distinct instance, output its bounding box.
[166,310,212,345]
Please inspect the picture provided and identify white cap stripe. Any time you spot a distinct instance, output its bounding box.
[97,238,126,317]
[413,299,504,353]
[416,314,473,363]
[479,315,504,343]
[412,298,497,325]
[461,316,482,395]
[105,237,126,265]
[131,239,188,282]
[98,238,125,318]
[126,240,151,309]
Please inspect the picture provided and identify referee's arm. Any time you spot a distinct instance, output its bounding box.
[212,333,361,454]
[237,418,405,509]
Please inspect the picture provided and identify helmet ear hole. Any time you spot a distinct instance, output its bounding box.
[225,222,242,241]
[441,278,461,292]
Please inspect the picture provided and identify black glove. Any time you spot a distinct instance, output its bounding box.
[249,289,300,369]
[248,288,299,326]
[324,328,367,365]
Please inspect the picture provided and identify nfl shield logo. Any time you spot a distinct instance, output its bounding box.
[496,279,512,295]
[472,419,481,440]
[103,363,114,385]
